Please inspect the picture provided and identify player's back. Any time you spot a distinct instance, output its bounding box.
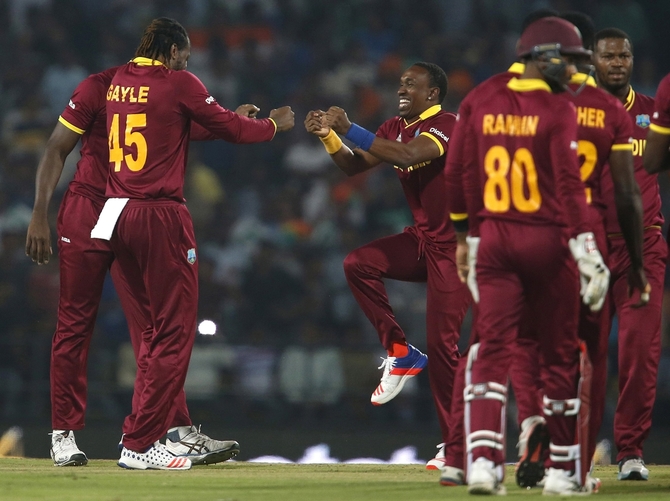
[467,77,580,228]
[564,76,633,214]
[106,58,192,201]
[62,66,120,202]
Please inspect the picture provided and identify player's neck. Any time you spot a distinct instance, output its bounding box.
[611,84,631,105]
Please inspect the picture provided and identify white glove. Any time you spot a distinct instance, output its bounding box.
[568,232,610,312]
[466,236,480,303]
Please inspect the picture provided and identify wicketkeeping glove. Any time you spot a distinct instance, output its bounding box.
[466,236,480,303]
[568,232,610,312]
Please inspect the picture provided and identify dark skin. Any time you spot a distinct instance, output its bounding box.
[304,65,442,175]
[26,42,292,264]
[593,38,650,304]
[593,38,633,103]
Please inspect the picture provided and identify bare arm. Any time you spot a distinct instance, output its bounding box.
[25,123,81,264]
[325,106,442,169]
[643,129,670,174]
[304,110,381,176]
[609,149,650,304]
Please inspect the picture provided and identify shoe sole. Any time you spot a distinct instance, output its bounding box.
[117,458,191,470]
[53,454,88,467]
[190,445,241,466]
[440,478,464,487]
[516,423,549,488]
[468,482,506,495]
[617,471,648,481]
[371,356,427,406]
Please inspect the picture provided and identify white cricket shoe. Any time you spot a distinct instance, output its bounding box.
[542,467,591,496]
[118,441,191,470]
[370,344,427,405]
[426,442,445,470]
[440,465,465,486]
[468,457,506,495]
[617,457,649,481]
[165,425,240,465]
[50,431,88,466]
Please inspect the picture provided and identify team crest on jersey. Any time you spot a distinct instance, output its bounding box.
[187,248,197,264]
[636,114,650,128]
[396,133,402,142]
[414,129,421,137]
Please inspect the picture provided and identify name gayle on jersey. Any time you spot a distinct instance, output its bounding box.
[107,85,150,103]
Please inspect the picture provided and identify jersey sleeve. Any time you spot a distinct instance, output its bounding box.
[650,74,670,135]
[174,71,276,144]
[58,74,104,135]
[445,99,480,234]
[551,101,591,235]
[189,121,218,141]
[418,113,455,156]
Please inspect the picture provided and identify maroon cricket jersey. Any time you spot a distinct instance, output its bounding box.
[375,105,457,245]
[105,57,276,200]
[59,66,121,204]
[602,87,663,234]
[446,64,524,236]
[447,77,590,235]
[58,65,222,205]
[650,73,670,132]
[564,76,634,216]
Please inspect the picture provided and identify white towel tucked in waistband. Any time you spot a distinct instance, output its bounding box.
[91,198,129,240]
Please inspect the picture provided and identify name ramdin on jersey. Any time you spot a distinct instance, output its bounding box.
[482,114,539,136]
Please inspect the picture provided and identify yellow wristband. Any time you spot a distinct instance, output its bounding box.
[320,129,343,154]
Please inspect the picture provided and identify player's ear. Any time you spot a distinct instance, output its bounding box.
[170,43,179,61]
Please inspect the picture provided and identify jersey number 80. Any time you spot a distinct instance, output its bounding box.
[483,146,542,213]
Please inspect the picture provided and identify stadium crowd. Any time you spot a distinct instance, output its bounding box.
[2,0,670,458]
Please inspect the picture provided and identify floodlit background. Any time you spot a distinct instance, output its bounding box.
[1,0,670,462]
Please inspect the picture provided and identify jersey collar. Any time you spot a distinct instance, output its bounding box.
[623,86,635,111]
[569,73,597,87]
[507,77,551,93]
[131,57,167,67]
[403,105,442,127]
[508,62,525,75]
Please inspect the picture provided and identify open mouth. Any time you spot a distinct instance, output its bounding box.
[399,98,410,110]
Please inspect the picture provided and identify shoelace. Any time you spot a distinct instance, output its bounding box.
[49,432,76,450]
[377,356,396,379]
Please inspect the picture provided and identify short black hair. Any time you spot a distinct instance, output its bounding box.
[521,8,559,32]
[135,17,189,61]
[412,62,448,103]
[561,11,595,50]
[594,27,633,54]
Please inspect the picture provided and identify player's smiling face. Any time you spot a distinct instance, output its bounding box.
[594,38,633,92]
[397,66,437,120]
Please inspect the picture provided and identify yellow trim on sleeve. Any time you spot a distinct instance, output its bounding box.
[450,213,468,221]
[420,131,444,156]
[611,143,633,151]
[268,118,278,139]
[649,123,670,135]
[58,116,85,135]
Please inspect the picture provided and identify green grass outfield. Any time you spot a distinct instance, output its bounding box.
[1,459,669,500]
